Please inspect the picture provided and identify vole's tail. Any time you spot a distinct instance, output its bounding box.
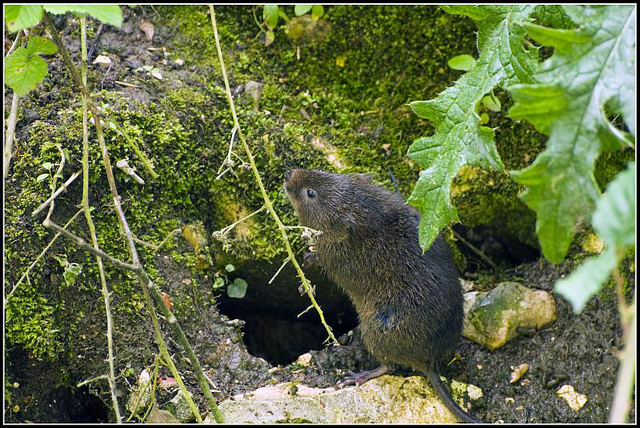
[426,370,482,424]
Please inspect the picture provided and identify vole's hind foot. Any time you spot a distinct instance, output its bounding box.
[336,364,391,388]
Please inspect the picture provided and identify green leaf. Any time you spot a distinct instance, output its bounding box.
[555,162,635,314]
[447,54,476,71]
[213,277,225,289]
[592,162,635,249]
[481,93,501,112]
[42,162,53,170]
[265,30,275,47]
[5,5,43,33]
[263,5,279,29]
[311,5,324,20]
[407,5,538,250]
[295,5,313,16]
[508,5,636,263]
[25,36,57,55]
[63,263,82,286]
[5,36,58,96]
[532,5,575,29]
[508,83,567,134]
[554,246,617,314]
[36,173,49,182]
[43,5,122,27]
[225,264,235,272]
[521,22,591,54]
[227,278,248,299]
[53,255,68,267]
[5,48,48,96]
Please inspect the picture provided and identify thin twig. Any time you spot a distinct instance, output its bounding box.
[5,208,83,306]
[132,228,181,253]
[45,145,66,222]
[44,13,224,422]
[31,169,82,217]
[4,91,20,179]
[114,80,141,88]
[212,205,266,239]
[87,22,103,61]
[612,264,631,332]
[155,228,182,252]
[77,375,109,388]
[608,295,636,423]
[102,113,159,179]
[209,5,338,346]
[268,256,291,285]
[80,16,122,423]
[42,219,140,272]
[132,236,157,250]
[5,29,24,56]
[451,229,497,269]
[216,125,238,179]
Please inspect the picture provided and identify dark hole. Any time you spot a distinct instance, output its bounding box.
[28,385,110,422]
[215,262,359,366]
[452,224,540,272]
[6,348,111,423]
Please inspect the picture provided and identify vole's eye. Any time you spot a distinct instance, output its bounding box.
[307,189,316,198]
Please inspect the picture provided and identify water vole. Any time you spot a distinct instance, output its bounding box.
[284,168,479,423]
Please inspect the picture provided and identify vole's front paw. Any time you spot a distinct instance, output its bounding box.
[303,251,318,267]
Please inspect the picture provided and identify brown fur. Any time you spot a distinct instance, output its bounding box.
[285,168,479,423]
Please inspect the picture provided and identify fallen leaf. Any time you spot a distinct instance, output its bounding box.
[139,20,154,42]
[92,55,111,66]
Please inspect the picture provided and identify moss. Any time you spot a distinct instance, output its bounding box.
[7,5,632,391]
[594,148,635,191]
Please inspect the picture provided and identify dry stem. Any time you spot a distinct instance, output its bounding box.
[44,13,223,422]
[209,5,338,345]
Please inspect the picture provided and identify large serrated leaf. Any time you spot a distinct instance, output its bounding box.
[25,36,58,56]
[554,246,617,314]
[4,5,43,33]
[532,5,576,29]
[592,162,635,249]
[509,5,636,263]
[554,162,635,313]
[407,5,538,250]
[43,5,122,27]
[5,48,47,96]
[5,36,58,96]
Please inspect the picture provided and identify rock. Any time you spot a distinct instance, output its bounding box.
[126,369,153,416]
[217,375,481,423]
[296,352,313,367]
[463,282,556,350]
[148,408,179,423]
[167,389,196,423]
[556,385,588,411]
[509,363,529,384]
[244,81,263,111]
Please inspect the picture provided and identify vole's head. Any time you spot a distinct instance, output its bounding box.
[284,168,373,234]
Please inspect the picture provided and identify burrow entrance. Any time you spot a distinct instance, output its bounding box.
[215,227,539,366]
[215,262,358,366]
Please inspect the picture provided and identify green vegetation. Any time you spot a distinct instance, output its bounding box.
[407,4,635,310]
[3,6,634,422]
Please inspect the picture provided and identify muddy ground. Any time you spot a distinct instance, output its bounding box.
[4,5,635,424]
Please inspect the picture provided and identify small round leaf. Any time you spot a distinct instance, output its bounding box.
[447,54,476,72]
[227,278,248,299]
